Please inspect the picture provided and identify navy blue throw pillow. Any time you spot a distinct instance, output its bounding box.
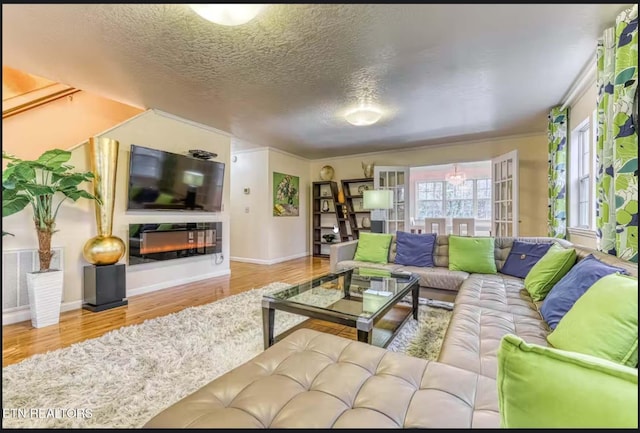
[540,254,628,329]
[394,231,436,267]
[500,240,553,279]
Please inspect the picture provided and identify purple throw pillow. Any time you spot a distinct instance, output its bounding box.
[500,240,553,279]
[540,254,628,329]
[394,231,436,267]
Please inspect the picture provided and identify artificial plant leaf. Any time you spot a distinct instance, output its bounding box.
[61,188,98,202]
[2,165,16,183]
[11,162,36,182]
[3,178,16,190]
[1,151,21,163]
[58,175,85,188]
[2,194,30,217]
[22,184,55,197]
[36,149,71,169]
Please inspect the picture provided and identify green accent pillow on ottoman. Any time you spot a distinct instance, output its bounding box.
[547,272,638,367]
[498,334,638,428]
[523,243,576,301]
[353,233,393,264]
[448,236,496,274]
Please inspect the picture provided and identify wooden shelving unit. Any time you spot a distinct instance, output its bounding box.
[312,181,350,258]
[341,177,374,240]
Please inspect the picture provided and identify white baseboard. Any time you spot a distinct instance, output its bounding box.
[126,269,231,298]
[230,252,310,265]
[2,270,232,326]
[2,300,83,326]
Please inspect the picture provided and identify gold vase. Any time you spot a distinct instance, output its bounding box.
[82,137,126,266]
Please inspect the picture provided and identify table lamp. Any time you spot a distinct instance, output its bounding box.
[363,189,393,233]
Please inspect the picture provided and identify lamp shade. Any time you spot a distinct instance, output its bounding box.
[363,189,393,210]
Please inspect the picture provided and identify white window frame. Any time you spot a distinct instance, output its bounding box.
[414,178,491,222]
[569,114,595,231]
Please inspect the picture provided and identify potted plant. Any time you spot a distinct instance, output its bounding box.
[2,149,99,328]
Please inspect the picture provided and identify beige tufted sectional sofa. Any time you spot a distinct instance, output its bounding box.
[144,236,638,428]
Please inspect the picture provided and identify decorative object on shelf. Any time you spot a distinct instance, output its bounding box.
[321,190,330,197]
[189,4,268,26]
[337,188,346,204]
[83,137,127,266]
[273,172,299,216]
[322,234,337,243]
[445,164,466,186]
[321,199,330,212]
[319,165,335,181]
[361,217,372,228]
[357,184,370,195]
[362,162,375,178]
[2,148,99,328]
[312,180,351,257]
[188,149,217,160]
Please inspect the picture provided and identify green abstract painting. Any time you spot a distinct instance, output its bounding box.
[273,172,299,217]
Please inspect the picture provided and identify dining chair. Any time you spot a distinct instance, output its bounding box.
[424,218,447,235]
[452,218,475,236]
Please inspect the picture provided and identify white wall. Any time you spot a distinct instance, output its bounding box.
[268,149,310,261]
[2,109,232,317]
[230,148,270,261]
[230,147,310,264]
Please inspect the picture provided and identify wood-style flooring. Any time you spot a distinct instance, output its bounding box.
[2,257,336,367]
[3,257,411,367]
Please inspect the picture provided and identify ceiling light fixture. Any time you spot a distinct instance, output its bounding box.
[344,104,384,126]
[189,4,267,26]
[445,164,466,186]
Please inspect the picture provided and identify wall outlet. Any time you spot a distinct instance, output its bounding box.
[245,207,250,213]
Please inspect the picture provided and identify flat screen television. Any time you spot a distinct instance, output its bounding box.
[127,144,225,212]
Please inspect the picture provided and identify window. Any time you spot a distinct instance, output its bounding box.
[569,117,594,230]
[417,181,443,218]
[415,178,491,220]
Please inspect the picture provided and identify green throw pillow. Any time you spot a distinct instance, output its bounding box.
[524,243,576,301]
[547,273,638,367]
[497,334,638,428]
[353,233,393,264]
[448,236,496,274]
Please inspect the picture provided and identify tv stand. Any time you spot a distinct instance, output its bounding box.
[128,222,222,265]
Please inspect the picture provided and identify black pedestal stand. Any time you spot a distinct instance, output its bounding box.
[83,263,128,312]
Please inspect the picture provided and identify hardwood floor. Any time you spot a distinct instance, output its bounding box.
[3,257,333,367]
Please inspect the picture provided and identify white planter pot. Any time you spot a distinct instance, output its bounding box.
[27,269,64,328]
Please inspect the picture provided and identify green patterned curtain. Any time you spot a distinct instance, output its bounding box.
[596,5,638,263]
[548,106,568,238]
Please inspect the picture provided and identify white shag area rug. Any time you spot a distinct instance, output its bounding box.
[2,282,452,428]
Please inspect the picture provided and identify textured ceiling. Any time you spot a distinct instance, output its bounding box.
[2,4,629,158]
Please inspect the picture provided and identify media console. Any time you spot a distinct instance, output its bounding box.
[128,222,222,265]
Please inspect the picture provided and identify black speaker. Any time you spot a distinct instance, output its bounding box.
[83,263,128,312]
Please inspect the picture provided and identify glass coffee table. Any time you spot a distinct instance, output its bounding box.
[262,267,419,349]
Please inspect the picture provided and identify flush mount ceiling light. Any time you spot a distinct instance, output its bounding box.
[189,4,267,26]
[344,104,384,126]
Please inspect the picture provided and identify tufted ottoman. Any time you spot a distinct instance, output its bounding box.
[144,329,499,428]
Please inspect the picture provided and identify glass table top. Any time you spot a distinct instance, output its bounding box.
[264,267,418,319]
